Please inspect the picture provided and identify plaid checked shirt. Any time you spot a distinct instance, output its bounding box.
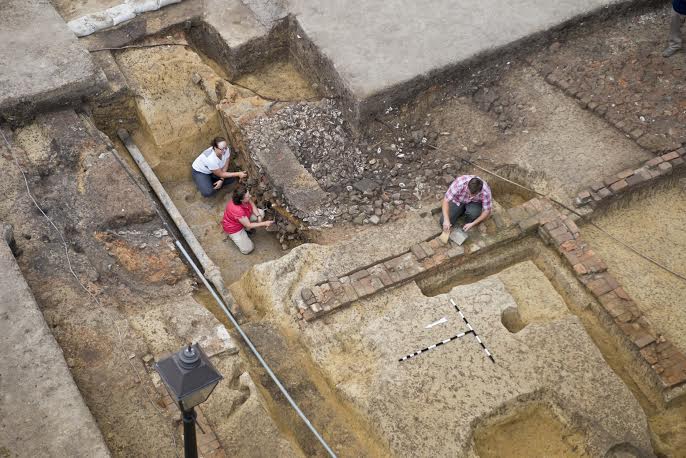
[445,175,492,212]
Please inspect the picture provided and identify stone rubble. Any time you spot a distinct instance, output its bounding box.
[243,99,463,227]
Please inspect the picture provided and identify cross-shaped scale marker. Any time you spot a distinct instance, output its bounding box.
[399,297,495,363]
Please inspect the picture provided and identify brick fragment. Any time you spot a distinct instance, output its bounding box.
[518,215,540,233]
[661,151,679,161]
[368,264,394,286]
[625,173,646,187]
[671,157,685,168]
[301,287,315,304]
[576,191,592,206]
[342,284,358,303]
[629,129,643,140]
[590,182,605,192]
[352,275,384,298]
[645,157,663,167]
[573,263,588,275]
[446,245,465,258]
[677,147,686,156]
[609,179,628,193]
[597,187,612,199]
[657,161,673,174]
[432,253,449,265]
[617,168,635,179]
[420,241,434,257]
[604,175,620,187]
[640,345,659,365]
[410,244,427,261]
[587,273,619,297]
[350,269,370,282]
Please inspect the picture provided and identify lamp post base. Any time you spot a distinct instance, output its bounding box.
[182,408,198,458]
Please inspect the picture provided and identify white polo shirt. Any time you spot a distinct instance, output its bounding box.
[192,146,231,174]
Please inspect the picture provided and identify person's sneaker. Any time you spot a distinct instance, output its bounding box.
[663,45,682,58]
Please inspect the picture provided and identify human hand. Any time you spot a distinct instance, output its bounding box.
[213,179,223,190]
[264,220,274,227]
[442,220,451,232]
[463,222,475,232]
[237,171,247,179]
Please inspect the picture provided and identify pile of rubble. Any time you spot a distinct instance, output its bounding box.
[243,100,462,226]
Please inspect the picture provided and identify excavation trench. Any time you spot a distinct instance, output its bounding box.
[418,236,686,456]
[90,20,686,458]
[99,29,389,456]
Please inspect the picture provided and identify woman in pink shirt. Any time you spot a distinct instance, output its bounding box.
[222,186,273,254]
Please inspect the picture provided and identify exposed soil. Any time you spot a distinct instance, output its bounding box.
[474,402,589,458]
[584,183,686,355]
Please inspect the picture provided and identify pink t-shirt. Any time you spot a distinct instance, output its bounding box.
[222,201,252,234]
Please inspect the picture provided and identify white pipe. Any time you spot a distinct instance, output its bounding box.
[174,240,337,458]
[116,128,240,317]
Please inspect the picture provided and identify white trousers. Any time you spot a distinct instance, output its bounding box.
[228,209,264,255]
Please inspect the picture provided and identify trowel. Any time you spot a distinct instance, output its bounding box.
[449,228,468,246]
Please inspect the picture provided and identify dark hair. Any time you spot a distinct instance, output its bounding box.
[232,185,248,205]
[211,136,227,148]
[468,177,483,194]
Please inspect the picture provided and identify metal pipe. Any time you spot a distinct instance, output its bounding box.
[116,128,240,317]
[174,240,337,458]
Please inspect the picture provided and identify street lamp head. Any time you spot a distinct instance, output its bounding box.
[155,343,223,412]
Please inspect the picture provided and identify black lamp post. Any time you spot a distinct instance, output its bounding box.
[155,343,223,458]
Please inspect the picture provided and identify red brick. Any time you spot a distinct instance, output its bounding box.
[615,311,634,323]
[640,345,659,365]
[420,241,434,257]
[617,168,634,179]
[350,269,370,282]
[368,265,394,286]
[446,245,465,258]
[587,274,619,297]
[573,263,588,275]
[410,244,427,261]
[428,238,442,250]
[562,218,579,234]
[614,287,630,300]
[661,151,679,161]
[609,179,628,193]
[342,284,359,303]
[604,176,620,187]
[544,220,560,231]
[553,231,574,244]
[560,240,578,252]
[633,333,656,349]
[432,253,449,265]
[590,182,605,192]
[645,157,663,167]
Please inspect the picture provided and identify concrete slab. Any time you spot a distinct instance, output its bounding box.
[0,0,105,120]
[287,0,639,121]
[189,0,288,78]
[0,229,110,457]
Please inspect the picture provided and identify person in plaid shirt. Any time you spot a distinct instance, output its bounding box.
[440,175,492,232]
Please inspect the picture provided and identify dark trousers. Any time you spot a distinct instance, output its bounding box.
[439,201,483,227]
[192,170,235,197]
